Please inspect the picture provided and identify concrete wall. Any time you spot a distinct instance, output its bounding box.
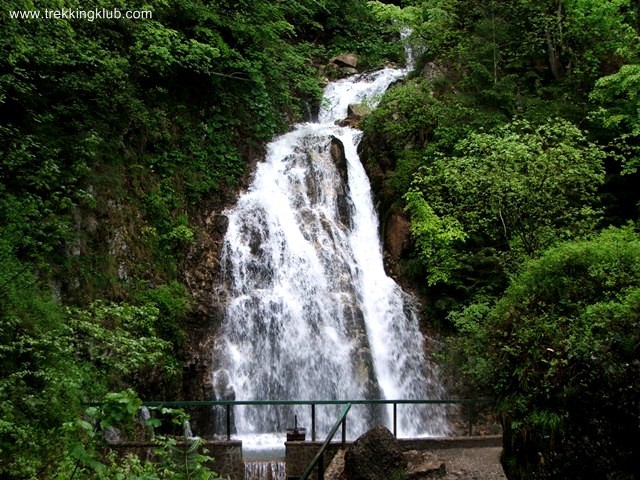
[285,441,344,480]
[206,440,244,480]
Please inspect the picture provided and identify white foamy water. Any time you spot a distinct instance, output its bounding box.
[212,65,449,450]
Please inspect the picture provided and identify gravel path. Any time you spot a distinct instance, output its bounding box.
[418,447,507,480]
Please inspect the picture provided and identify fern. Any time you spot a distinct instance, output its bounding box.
[155,434,219,480]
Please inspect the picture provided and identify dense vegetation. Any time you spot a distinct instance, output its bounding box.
[0,0,401,477]
[363,0,640,478]
[2,0,640,478]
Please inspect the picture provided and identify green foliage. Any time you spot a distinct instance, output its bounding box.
[408,119,605,322]
[0,242,179,477]
[590,63,640,174]
[154,435,217,480]
[369,0,460,61]
[320,0,405,69]
[449,227,640,477]
[133,281,191,349]
[361,79,508,206]
[66,301,178,389]
[364,1,640,476]
[62,390,144,478]
[0,240,84,479]
[60,391,219,480]
[403,190,467,286]
[363,79,440,150]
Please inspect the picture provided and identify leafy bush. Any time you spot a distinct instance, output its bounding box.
[406,119,605,324]
[61,390,220,480]
[67,301,178,390]
[449,227,640,478]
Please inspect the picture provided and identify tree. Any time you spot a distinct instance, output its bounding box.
[405,119,605,321]
[449,227,640,479]
[590,63,640,174]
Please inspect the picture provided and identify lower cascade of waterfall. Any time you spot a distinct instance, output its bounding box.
[211,63,450,448]
[244,461,286,480]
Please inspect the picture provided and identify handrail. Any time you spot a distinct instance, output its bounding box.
[127,399,488,407]
[84,398,491,439]
[299,403,351,480]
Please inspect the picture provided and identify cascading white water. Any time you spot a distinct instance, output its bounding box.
[212,64,449,448]
[245,461,286,480]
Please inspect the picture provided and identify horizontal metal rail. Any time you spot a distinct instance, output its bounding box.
[85,398,491,439]
[300,403,351,480]
[134,399,488,407]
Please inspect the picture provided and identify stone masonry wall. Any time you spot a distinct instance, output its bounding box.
[110,440,244,480]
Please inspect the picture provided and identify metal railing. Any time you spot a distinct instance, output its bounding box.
[299,403,351,480]
[139,398,490,440]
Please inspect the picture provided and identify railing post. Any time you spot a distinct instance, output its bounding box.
[393,403,397,437]
[341,414,346,446]
[300,403,351,480]
[226,404,231,441]
[311,403,316,441]
[467,401,473,437]
[318,451,325,480]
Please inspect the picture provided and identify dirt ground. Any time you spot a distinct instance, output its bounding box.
[422,446,507,480]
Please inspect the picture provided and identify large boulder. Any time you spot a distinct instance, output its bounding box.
[330,53,359,69]
[336,103,372,128]
[343,426,407,480]
[324,448,346,480]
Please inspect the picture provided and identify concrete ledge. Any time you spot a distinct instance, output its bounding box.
[399,435,503,450]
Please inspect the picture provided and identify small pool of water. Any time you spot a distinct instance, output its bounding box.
[234,433,286,461]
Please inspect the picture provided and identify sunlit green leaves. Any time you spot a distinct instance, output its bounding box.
[404,189,467,286]
[590,64,640,173]
[408,118,605,316]
[67,301,177,383]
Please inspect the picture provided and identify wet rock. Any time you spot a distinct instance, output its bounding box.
[324,448,346,480]
[344,426,407,480]
[385,208,412,261]
[330,136,353,228]
[330,53,359,69]
[348,103,371,119]
[336,103,372,128]
[330,136,348,184]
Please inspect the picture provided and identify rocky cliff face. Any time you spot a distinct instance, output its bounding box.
[177,147,265,434]
[358,128,418,293]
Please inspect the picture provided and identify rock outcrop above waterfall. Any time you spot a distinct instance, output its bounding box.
[326,53,360,78]
[330,53,359,69]
[358,111,417,288]
[357,124,416,283]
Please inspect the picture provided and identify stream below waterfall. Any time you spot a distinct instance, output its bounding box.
[211,63,450,451]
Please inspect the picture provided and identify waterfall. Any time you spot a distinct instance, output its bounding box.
[245,461,286,480]
[212,65,449,447]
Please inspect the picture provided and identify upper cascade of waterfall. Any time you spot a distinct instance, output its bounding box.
[318,67,406,124]
[212,49,449,445]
